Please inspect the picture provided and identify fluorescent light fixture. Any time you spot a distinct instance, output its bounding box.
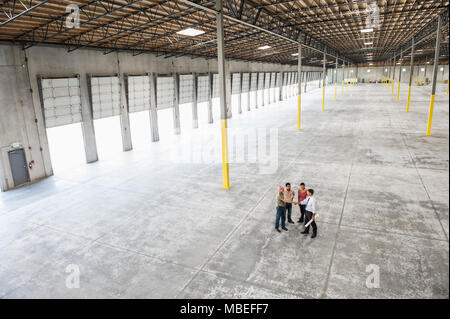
[385,68,388,72]
[397,62,400,65]
[402,68,406,72]
[421,68,425,71]
[291,53,298,56]
[258,45,271,50]
[361,28,373,33]
[177,28,205,36]
[367,69,371,73]
[364,42,373,45]
[426,61,430,64]
[440,67,444,71]
[369,63,373,66]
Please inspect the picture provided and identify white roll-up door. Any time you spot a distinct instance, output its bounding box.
[40,77,82,128]
[128,75,150,113]
[242,73,250,93]
[258,73,264,90]
[264,73,270,89]
[231,73,241,94]
[91,76,121,120]
[157,76,174,109]
[179,74,193,104]
[250,73,258,91]
[197,75,209,103]
[271,72,277,88]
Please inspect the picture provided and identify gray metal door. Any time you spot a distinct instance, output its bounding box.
[8,148,30,187]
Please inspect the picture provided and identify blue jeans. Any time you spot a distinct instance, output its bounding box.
[275,206,286,229]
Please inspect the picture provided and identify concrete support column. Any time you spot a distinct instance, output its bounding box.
[397,50,403,102]
[297,41,302,131]
[148,72,159,142]
[426,15,442,136]
[192,72,199,128]
[416,62,420,86]
[304,71,308,93]
[255,72,259,108]
[207,72,213,123]
[387,58,391,90]
[261,72,266,106]
[80,74,99,162]
[247,73,251,110]
[392,55,396,95]
[423,62,428,87]
[334,56,338,100]
[238,72,243,114]
[119,73,133,151]
[216,0,230,189]
[278,71,283,101]
[407,37,415,112]
[172,73,181,135]
[226,71,232,118]
[322,51,326,111]
[342,62,345,95]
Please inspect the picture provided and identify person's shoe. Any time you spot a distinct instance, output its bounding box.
[288,220,294,224]
[311,233,317,239]
[301,230,309,235]
[275,228,281,233]
[282,227,289,231]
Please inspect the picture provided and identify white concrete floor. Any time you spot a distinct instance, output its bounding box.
[0,83,448,298]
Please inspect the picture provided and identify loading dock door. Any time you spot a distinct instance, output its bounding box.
[8,148,30,187]
[40,77,82,128]
[128,75,150,113]
[197,76,209,103]
[157,76,175,109]
[179,74,194,105]
[91,76,121,119]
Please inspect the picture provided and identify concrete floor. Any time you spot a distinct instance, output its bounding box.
[0,83,448,299]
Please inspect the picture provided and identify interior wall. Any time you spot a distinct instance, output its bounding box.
[0,42,320,191]
[327,65,449,84]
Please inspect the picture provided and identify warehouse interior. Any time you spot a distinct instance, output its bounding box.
[0,0,448,299]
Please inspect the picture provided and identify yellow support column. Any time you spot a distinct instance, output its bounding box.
[426,15,442,136]
[334,81,337,101]
[447,81,449,96]
[406,86,412,112]
[322,86,325,111]
[426,94,435,136]
[216,0,230,189]
[397,82,401,102]
[391,79,394,95]
[221,119,230,188]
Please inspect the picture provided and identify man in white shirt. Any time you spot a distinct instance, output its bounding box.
[300,189,317,238]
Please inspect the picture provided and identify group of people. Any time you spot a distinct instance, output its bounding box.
[275,182,318,238]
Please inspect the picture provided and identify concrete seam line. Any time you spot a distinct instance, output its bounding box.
[175,96,322,298]
[394,109,449,243]
[320,99,361,299]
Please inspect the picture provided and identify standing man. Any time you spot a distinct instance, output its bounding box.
[284,183,295,224]
[275,186,288,232]
[297,182,308,223]
[300,189,318,238]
